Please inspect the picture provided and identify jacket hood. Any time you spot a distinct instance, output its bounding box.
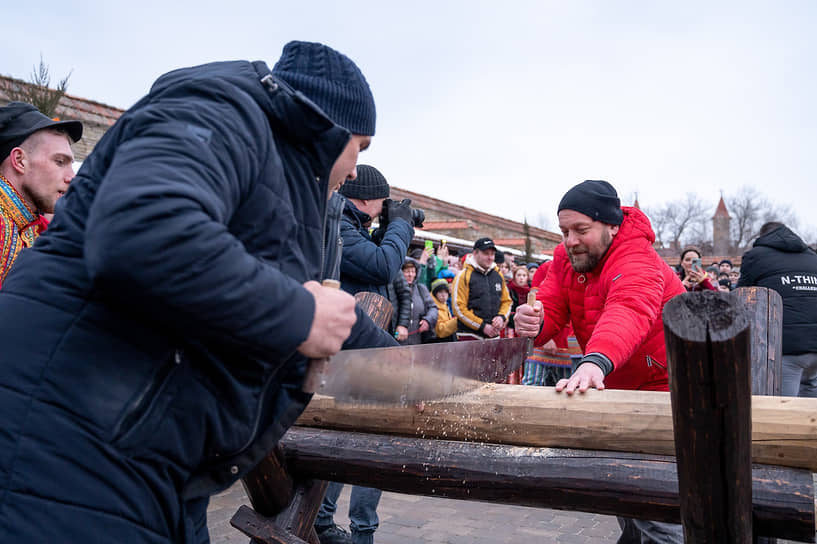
[753,225,809,253]
[149,61,274,111]
[342,196,373,226]
[615,207,656,246]
[402,256,420,271]
[148,60,351,179]
[465,253,498,274]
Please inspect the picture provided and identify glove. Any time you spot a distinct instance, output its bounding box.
[383,198,413,225]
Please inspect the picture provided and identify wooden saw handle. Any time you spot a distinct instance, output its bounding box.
[302,279,341,394]
[524,288,539,353]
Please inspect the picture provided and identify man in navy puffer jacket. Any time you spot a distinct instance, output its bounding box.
[316,165,414,544]
[0,41,395,543]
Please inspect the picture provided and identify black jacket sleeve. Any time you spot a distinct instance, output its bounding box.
[393,274,412,329]
[343,306,399,349]
[83,85,315,361]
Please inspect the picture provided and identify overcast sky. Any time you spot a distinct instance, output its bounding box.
[5,1,816,235]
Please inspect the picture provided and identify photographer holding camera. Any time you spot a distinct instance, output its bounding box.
[316,164,423,544]
[335,164,423,299]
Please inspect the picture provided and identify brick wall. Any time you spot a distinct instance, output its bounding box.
[0,75,124,161]
[391,186,561,256]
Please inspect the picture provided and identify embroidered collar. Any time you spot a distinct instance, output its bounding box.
[0,173,39,232]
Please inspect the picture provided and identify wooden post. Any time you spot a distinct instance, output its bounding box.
[734,286,784,544]
[663,290,754,543]
[734,287,784,397]
[238,291,395,542]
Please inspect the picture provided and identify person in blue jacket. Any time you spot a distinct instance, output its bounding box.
[0,41,395,543]
[336,164,415,298]
[316,164,416,544]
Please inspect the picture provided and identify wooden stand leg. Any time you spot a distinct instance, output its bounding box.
[231,504,311,544]
[735,286,785,544]
[664,291,754,543]
[234,291,394,542]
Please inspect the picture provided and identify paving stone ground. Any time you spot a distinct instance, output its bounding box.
[207,480,815,543]
[207,482,623,543]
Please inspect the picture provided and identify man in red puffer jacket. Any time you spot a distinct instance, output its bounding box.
[515,180,685,542]
[517,179,683,392]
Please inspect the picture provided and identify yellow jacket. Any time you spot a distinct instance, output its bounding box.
[451,255,512,334]
[433,296,458,339]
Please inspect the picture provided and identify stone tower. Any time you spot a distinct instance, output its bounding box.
[712,196,732,256]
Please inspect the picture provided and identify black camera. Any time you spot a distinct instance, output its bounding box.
[380,198,425,228]
[411,208,425,229]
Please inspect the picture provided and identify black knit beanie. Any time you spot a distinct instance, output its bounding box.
[272,41,376,136]
[557,180,623,225]
[338,164,389,200]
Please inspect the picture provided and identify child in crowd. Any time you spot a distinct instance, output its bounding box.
[430,278,457,342]
[506,266,531,329]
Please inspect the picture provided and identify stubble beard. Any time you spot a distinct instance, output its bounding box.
[568,230,612,274]
[26,187,57,215]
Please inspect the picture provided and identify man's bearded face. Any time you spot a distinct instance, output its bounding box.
[558,209,618,273]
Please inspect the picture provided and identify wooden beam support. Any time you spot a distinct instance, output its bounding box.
[279,427,816,542]
[242,445,294,517]
[231,504,310,544]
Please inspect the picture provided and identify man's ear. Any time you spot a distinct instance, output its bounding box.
[610,224,620,237]
[8,147,26,174]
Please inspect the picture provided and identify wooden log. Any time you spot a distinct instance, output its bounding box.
[296,386,817,472]
[734,287,784,396]
[664,290,753,542]
[279,428,816,542]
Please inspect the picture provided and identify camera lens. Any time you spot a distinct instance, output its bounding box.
[411,208,425,228]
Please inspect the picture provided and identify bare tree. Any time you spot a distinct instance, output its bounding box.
[642,205,671,248]
[648,193,707,249]
[523,219,533,262]
[5,54,72,117]
[529,211,553,231]
[727,186,797,250]
[684,220,713,254]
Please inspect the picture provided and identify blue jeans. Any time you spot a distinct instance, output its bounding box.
[316,482,381,542]
[617,517,684,543]
[781,353,817,397]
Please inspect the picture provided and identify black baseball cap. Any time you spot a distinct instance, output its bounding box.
[473,237,496,251]
[0,102,83,161]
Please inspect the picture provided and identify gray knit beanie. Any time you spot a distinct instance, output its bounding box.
[272,41,376,136]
